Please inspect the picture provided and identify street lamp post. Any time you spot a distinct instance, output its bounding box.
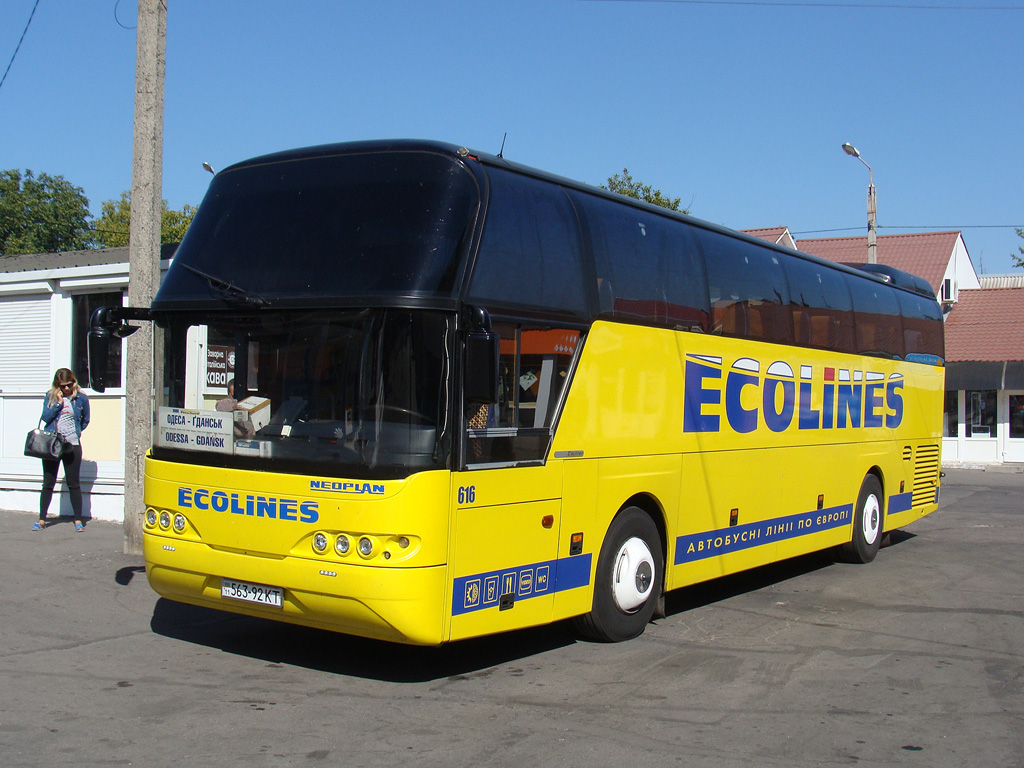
[842,142,877,264]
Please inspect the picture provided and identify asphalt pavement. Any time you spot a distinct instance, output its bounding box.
[0,468,1021,768]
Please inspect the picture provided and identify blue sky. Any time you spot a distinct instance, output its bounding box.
[2,0,1022,273]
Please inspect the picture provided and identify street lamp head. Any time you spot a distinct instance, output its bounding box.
[840,142,877,263]
[202,161,215,175]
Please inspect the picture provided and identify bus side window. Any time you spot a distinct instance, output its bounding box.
[465,323,581,467]
[784,257,856,354]
[896,290,943,358]
[467,169,589,320]
[846,275,904,358]
[701,229,793,344]
[574,191,710,331]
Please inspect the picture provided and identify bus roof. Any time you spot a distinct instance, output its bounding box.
[222,138,934,302]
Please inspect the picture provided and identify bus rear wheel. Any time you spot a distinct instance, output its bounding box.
[838,474,884,564]
[573,507,663,642]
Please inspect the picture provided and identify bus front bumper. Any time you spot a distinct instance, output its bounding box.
[144,532,449,646]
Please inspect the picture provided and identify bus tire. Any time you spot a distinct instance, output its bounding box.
[838,474,884,564]
[573,507,663,642]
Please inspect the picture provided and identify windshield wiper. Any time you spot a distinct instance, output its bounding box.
[179,263,270,307]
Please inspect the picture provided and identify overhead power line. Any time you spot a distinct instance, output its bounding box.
[575,0,1024,9]
[793,224,1024,235]
[792,227,864,234]
[881,224,1024,230]
[0,0,41,93]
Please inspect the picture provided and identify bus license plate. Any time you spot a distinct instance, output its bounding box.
[221,578,283,608]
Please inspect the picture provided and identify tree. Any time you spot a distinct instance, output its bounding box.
[93,191,197,247]
[603,168,687,213]
[1013,228,1024,269]
[161,204,197,244]
[0,169,94,256]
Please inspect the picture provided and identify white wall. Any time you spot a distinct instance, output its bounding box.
[943,389,1023,466]
[0,260,131,521]
[941,233,981,303]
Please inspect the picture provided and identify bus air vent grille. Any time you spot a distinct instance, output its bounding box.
[912,444,940,507]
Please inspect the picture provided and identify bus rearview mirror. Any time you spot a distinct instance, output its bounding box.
[88,305,151,393]
[465,330,499,404]
[87,325,112,393]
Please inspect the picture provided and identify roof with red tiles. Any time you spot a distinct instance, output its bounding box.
[796,231,961,294]
[944,288,1024,363]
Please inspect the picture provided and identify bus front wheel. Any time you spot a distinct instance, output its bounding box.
[838,474,884,564]
[574,507,663,642]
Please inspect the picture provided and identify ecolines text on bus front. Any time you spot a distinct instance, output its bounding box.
[177,486,319,523]
[683,354,904,435]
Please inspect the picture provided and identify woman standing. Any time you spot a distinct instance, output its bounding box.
[33,368,90,531]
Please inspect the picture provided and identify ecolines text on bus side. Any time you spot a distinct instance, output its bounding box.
[683,353,904,435]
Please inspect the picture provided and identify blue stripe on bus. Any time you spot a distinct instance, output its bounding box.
[674,503,854,565]
[889,491,913,514]
[452,553,593,616]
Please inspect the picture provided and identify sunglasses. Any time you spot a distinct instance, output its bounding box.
[59,382,76,390]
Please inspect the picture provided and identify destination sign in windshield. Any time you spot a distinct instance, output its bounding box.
[156,407,234,454]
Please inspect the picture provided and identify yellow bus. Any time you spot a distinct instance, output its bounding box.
[91,140,944,645]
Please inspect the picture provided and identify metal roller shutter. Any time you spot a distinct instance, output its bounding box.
[0,295,51,389]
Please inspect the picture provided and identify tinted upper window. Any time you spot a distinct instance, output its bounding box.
[573,192,709,331]
[896,290,944,358]
[784,256,855,353]
[700,229,792,344]
[155,151,479,309]
[467,169,589,318]
[845,275,904,358]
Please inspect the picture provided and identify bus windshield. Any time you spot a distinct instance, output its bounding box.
[154,308,454,479]
[153,149,479,309]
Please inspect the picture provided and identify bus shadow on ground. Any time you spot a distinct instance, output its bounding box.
[662,530,916,618]
[663,550,836,617]
[148,531,916,681]
[149,598,578,682]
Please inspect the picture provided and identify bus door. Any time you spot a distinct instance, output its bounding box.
[449,466,562,640]
[449,324,580,641]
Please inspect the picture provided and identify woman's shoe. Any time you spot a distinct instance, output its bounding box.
[74,521,84,532]
[32,520,45,531]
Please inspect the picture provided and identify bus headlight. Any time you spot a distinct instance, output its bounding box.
[335,535,350,555]
[358,537,373,556]
[173,513,186,533]
[312,532,328,553]
[159,511,171,530]
[146,508,157,527]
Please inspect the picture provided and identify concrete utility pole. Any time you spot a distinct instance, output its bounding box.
[841,142,878,265]
[124,0,166,555]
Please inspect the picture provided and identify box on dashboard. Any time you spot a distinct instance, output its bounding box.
[234,396,270,433]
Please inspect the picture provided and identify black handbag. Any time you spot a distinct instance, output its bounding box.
[24,428,67,460]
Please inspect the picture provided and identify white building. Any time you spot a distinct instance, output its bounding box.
[941,286,1024,465]
[0,246,175,520]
